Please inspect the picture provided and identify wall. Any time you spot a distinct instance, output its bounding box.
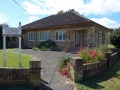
[87,27,108,47]
[23,31,37,48]
[23,29,75,50]
[22,26,108,49]
[0,60,41,87]
[70,49,120,82]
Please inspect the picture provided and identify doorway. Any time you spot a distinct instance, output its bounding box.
[75,31,84,47]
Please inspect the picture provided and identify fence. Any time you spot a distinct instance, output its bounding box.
[70,49,120,82]
[0,60,41,87]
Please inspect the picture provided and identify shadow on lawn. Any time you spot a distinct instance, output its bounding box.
[77,57,120,89]
[0,79,53,90]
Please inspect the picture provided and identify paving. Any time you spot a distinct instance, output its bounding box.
[11,49,76,90]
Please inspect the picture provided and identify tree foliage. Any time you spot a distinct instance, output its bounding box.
[110,28,120,48]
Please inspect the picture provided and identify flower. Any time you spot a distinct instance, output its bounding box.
[77,47,105,64]
[76,52,79,56]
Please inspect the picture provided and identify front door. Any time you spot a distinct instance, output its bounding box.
[75,31,84,47]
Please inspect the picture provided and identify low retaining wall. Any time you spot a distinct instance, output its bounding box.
[70,50,120,82]
[83,59,107,78]
[0,60,41,87]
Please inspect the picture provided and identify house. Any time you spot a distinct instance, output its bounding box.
[22,10,111,50]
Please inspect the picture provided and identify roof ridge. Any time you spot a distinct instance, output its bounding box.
[22,11,92,29]
[71,11,90,21]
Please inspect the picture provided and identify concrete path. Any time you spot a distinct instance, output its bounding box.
[11,49,75,90]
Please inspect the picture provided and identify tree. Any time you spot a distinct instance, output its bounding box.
[110,28,120,48]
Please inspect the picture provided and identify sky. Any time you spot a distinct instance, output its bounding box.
[0,0,120,29]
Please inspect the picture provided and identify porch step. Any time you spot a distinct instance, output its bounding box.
[66,47,80,54]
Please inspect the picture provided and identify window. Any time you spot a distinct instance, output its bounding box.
[99,31,102,40]
[28,32,35,41]
[55,30,65,41]
[39,31,50,41]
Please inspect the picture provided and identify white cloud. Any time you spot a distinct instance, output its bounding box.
[91,17,120,28]
[22,16,39,25]
[22,0,120,15]
[22,0,120,28]
[0,13,7,24]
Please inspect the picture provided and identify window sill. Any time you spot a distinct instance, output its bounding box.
[28,40,35,41]
[39,40,46,41]
[55,40,65,42]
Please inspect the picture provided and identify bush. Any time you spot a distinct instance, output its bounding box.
[58,57,71,78]
[96,45,112,52]
[32,47,40,51]
[110,29,120,48]
[38,39,57,50]
[76,46,105,64]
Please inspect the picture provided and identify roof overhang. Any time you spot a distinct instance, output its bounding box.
[22,21,112,32]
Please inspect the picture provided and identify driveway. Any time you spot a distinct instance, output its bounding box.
[11,49,75,90]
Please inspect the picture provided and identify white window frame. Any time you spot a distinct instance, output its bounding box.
[55,30,65,41]
[28,32,35,41]
[39,31,50,41]
[99,31,102,40]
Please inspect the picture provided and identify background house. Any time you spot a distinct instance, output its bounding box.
[22,10,111,50]
[0,25,18,48]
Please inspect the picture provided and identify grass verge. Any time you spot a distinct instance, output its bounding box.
[0,50,32,68]
[76,57,120,90]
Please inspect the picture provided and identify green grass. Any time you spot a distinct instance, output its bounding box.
[107,44,115,48]
[0,50,32,68]
[76,57,120,90]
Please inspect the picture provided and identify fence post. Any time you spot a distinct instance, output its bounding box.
[105,52,111,68]
[70,57,83,82]
[29,60,41,87]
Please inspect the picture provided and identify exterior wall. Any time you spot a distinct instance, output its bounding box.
[84,30,87,47]
[23,29,76,50]
[23,31,37,48]
[87,27,108,47]
[23,26,108,49]
[95,27,108,45]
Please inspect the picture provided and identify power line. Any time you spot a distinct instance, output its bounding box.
[13,0,33,17]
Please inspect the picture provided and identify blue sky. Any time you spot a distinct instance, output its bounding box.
[0,0,120,29]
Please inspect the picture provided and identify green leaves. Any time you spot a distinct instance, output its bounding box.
[110,29,120,48]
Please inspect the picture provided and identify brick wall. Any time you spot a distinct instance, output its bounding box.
[70,50,120,82]
[0,60,41,87]
[23,26,108,49]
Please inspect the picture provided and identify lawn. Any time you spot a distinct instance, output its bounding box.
[0,50,32,68]
[107,44,115,48]
[76,57,120,90]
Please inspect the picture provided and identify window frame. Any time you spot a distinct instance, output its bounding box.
[28,32,35,41]
[39,31,50,41]
[99,31,102,40]
[55,30,65,41]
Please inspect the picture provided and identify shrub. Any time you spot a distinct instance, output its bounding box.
[40,46,50,51]
[58,57,71,78]
[76,46,105,64]
[96,45,112,53]
[32,47,40,51]
[110,29,120,48]
[38,39,57,51]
